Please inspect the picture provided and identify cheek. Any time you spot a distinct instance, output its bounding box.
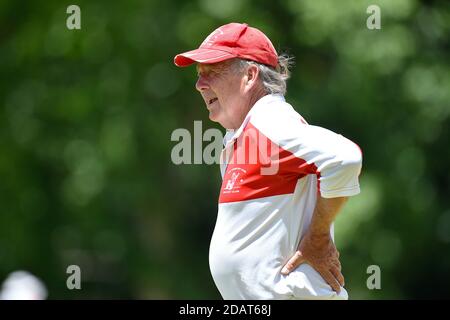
[230,77,245,96]
[224,82,243,104]
[213,75,242,105]
[220,80,239,97]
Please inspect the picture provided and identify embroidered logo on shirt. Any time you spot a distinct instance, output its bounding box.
[223,168,246,193]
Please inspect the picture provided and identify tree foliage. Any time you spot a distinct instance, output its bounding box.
[0,0,449,298]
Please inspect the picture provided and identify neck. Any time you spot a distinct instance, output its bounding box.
[230,89,267,130]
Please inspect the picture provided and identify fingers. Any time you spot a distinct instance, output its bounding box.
[330,264,345,287]
[331,254,344,286]
[334,258,341,270]
[319,269,341,294]
[332,258,342,273]
[281,251,305,275]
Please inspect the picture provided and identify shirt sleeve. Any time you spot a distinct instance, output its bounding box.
[251,107,363,199]
[243,101,362,198]
[288,124,363,198]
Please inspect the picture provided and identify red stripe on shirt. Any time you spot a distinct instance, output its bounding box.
[219,122,319,203]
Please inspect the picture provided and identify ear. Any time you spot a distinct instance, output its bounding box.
[242,64,260,93]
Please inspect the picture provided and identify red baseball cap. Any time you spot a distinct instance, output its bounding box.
[174,22,278,68]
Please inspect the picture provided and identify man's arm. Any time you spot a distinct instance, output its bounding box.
[281,195,348,293]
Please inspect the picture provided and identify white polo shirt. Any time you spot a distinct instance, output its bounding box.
[209,94,362,300]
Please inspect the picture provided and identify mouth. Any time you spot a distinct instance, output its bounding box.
[208,97,218,105]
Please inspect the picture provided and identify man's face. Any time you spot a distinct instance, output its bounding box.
[196,61,247,129]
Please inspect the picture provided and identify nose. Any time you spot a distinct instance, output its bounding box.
[195,75,209,92]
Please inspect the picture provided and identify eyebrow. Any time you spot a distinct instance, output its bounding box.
[196,65,204,74]
[197,62,228,75]
[197,64,214,74]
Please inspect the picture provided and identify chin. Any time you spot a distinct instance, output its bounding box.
[208,109,220,122]
[209,115,228,129]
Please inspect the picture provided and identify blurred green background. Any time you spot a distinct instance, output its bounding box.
[0,0,449,299]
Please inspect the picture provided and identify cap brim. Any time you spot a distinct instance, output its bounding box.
[174,48,237,67]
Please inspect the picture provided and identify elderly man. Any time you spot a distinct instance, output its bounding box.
[174,23,362,300]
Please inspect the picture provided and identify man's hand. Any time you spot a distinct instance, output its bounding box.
[281,231,344,293]
[280,195,348,294]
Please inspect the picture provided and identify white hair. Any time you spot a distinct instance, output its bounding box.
[232,54,294,95]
